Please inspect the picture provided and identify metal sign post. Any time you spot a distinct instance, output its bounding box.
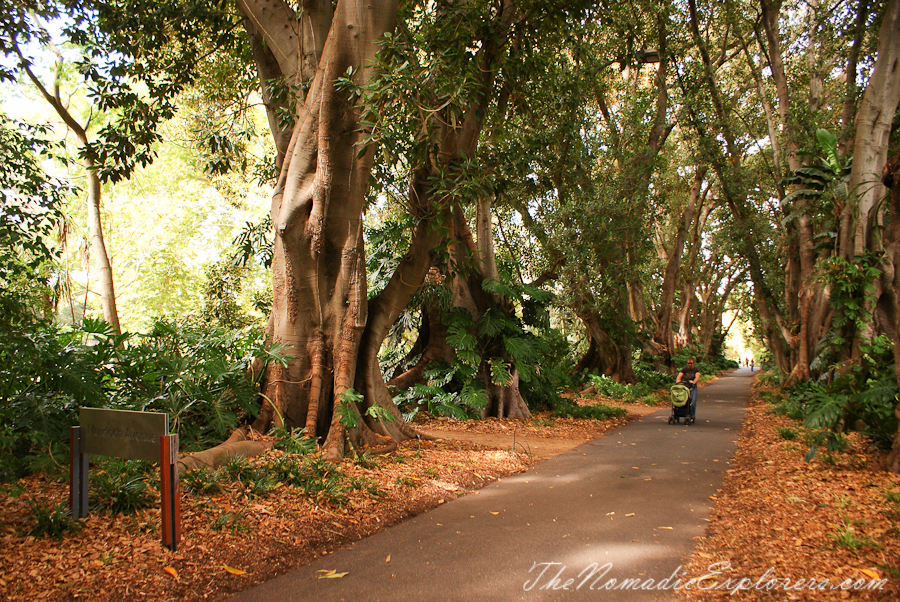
[69,427,89,519]
[69,409,180,550]
[160,434,181,551]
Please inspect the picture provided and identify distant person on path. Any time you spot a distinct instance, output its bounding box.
[676,358,700,421]
[750,359,754,371]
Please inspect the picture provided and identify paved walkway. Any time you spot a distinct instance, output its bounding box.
[228,368,753,601]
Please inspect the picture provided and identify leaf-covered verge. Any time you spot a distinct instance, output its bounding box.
[0,439,529,601]
[675,375,900,601]
[0,398,642,602]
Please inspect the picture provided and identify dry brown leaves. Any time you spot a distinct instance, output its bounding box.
[8,382,899,602]
[675,379,900,601]
[414,405,641,439]
[0,436,533,602]
[0,399,648,602]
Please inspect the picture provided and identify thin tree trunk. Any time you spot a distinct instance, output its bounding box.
[476,195,500,283]
[654,165,706,362]
[83,157,121,334]
[15,39,122,333]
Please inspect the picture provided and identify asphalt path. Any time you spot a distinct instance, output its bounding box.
[227,367,753,602]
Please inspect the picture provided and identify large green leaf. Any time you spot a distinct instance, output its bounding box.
[447,324,477,352]
[489,358,512,386]
[477,308,517,338]
[816,128,840,173]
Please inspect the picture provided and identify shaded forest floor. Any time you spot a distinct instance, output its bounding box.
[2,373,899,601]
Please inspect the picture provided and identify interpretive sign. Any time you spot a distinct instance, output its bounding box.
[70,408,181,550]
[80,408,169,462]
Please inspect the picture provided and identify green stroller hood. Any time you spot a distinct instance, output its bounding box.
[670,384,690,407]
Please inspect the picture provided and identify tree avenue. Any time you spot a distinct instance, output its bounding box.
[4,0,900,472]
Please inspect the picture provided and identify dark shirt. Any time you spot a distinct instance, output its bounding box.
[679,366,699,388]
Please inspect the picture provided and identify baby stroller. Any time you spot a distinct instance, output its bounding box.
[668,384,694,425]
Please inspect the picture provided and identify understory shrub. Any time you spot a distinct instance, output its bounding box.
[776,426,798,441]
[25,500,83,541]
[392,363,489,420]
[114,320,288,451]
[588,374,656,403]
[0,318,125,482]
[90,458,157,514]
[771,352,898,459]
[588,374,631,400]
[552,402,627,420]
[181,466,224,495]
[631,358,672,391]
[0,316,286,483]
[519,326,577,412]
[767,393,805,421]
[185,444,356,507]
[387,277,565,418]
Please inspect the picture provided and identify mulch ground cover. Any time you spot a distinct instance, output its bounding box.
[0,403,631,602]
[674,375,900,601]
[4,373,900,601]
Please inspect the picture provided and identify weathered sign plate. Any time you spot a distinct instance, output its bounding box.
[79,408,169,462]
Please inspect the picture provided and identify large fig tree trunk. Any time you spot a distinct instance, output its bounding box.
[238,0,409,460]
[572,308,637,384]
[383,0,528,418]
[839,0,900,375]
[450,202,532,419]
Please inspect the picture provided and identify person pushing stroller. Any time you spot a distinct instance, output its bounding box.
[675,358,700,422]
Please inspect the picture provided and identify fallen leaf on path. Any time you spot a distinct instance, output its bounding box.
[164,567,178,580]
[658,526,673,530]
[317,569,348,579]
[860,569,880,580]
[385,555,391,563]
[223,565,247,575]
